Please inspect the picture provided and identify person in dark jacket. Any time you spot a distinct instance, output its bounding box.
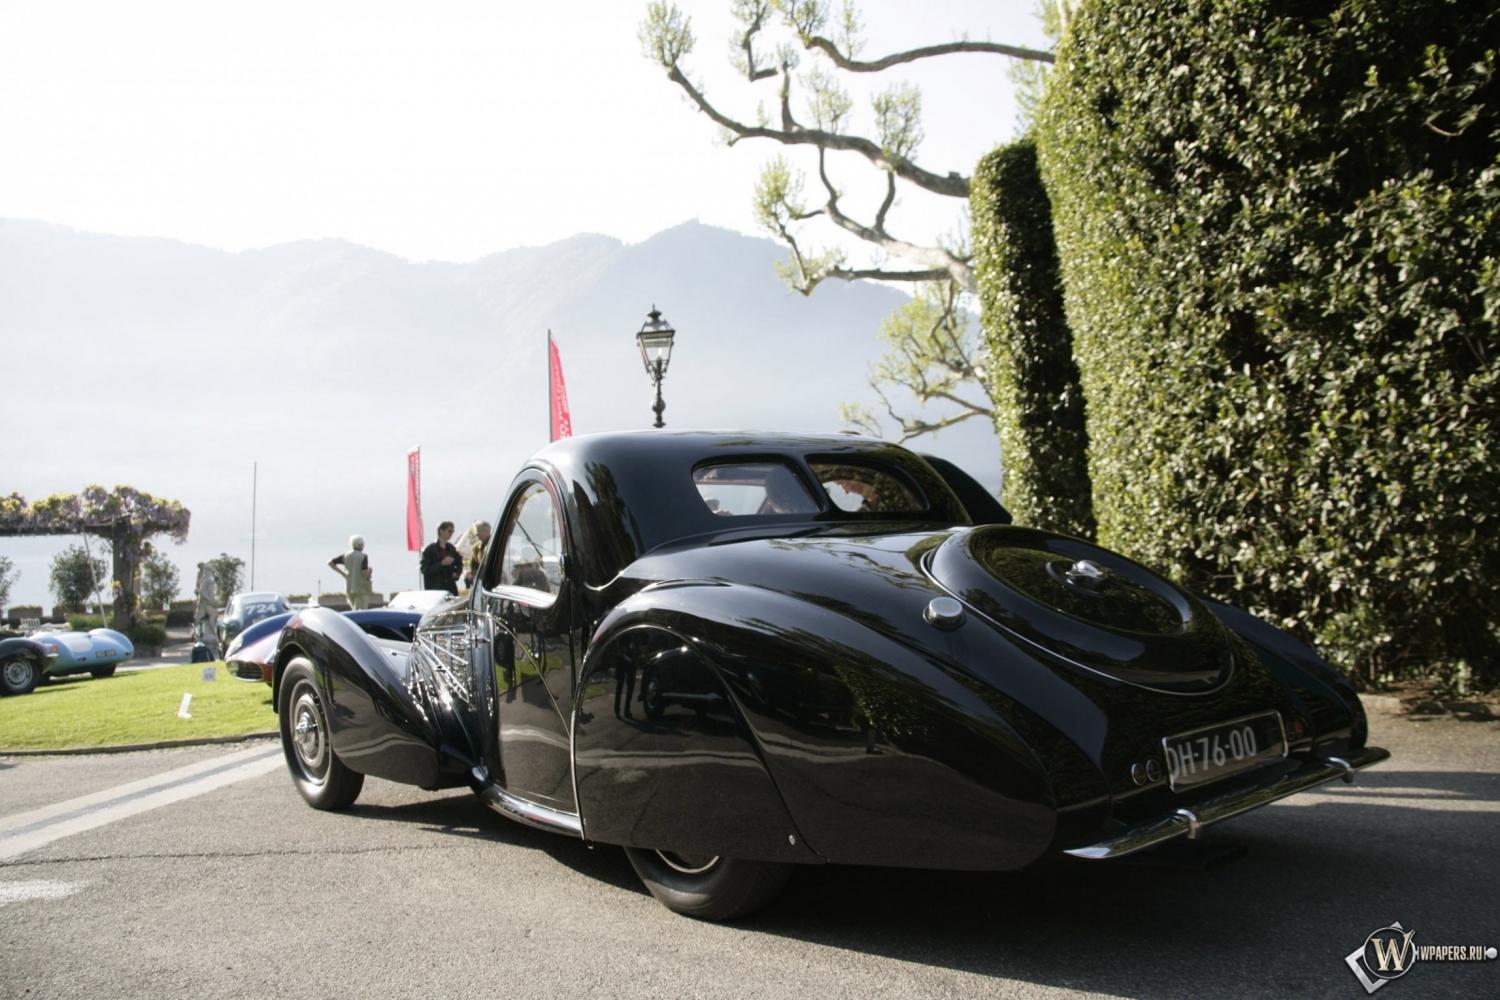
[420,521,463,595]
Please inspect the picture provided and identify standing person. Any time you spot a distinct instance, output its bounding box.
[193,562,220,658]
[464,521,491,590]
[328,535,373,610]
[421,521,462,595]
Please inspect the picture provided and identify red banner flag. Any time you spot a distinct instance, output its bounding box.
[406,447,423,552]
[549,332,573,441]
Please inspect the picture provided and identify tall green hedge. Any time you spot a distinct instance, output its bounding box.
[1037,0,1499,686]
[972,139,1096,539]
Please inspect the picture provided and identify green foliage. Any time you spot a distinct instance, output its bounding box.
[126,620,167,650]
[0,555,15,609]
[872,82,923,161]
[1037,0,1500,686]
[206,553,245,605]
[971,138,1094,538]
[67,615,105,631]
[141,550,180,610]
[839,281,995,440]
[49,544,109,609]
[639,1,695,66]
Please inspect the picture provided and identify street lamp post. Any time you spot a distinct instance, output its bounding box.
[635,306,676,428]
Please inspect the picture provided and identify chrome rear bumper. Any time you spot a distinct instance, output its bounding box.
[1065,745,1391,860]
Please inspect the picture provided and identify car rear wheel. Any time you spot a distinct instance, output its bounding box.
[623,847,792,921]
[89,664,117,679]
[278,657,364,809]
[1,657,40,696]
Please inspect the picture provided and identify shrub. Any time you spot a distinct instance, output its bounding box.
[1038,0,1500,687]
[68,615,106,631]
[971,138,1095,538]
[127,621,167,651]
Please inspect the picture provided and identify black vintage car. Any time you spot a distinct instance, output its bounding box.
[272,431,1388,920]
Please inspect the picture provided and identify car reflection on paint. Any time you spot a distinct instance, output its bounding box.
[268,430,1389,922]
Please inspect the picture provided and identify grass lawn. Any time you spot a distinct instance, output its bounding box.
[0,663,277,752]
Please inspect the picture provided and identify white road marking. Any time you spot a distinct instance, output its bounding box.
[0,879,86,906]
[0,744,284,862]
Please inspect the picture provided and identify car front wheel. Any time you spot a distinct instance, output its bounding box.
[1,657,40,696]
[278,657,364,809]
[623,847,792,921]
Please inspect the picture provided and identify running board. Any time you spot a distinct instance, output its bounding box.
[471,767,583,837]
[1064,746,1391,860]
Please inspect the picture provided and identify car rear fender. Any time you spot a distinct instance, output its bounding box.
[583,582,1065,871]
[573,616,822,864]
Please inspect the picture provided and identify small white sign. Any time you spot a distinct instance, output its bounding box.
[201,665,216,682]
[177,693,193,719]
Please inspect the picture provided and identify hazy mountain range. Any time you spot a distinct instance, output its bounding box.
[0,217,1000,608]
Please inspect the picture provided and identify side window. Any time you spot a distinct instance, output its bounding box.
[485,483,564,594]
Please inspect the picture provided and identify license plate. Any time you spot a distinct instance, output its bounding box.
[1162,712,1286,790]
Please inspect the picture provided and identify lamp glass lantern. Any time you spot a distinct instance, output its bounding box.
[636,307,676,375]
[636,307,676,428]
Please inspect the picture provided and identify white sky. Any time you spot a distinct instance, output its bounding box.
[0,0,1049,263]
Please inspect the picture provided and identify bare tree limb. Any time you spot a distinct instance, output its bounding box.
[663,64,970,198]
[802,36,1054,71]
[811,150,975,289]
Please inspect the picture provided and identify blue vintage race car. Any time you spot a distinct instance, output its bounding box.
[0,628,135,694]
[34,627,135,679]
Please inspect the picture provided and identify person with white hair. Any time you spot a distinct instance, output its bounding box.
[328,535,373,610]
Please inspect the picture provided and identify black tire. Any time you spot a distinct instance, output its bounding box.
[278,657,364,809]
[623,847,792,921]
[89,664,117,679]
[641,668,665,720]
[1,656,41,696]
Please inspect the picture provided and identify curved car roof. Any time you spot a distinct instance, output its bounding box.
[528,430,971,586]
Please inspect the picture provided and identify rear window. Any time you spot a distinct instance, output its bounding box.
[693,462,820,517]
[808,461,926,514]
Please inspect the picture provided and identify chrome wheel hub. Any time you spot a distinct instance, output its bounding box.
[3,659,34,688]
[290,688,328,778]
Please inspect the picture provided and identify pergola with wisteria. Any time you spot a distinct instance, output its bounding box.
[0,486,190,628]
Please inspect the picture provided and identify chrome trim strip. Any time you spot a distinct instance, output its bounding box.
[1064,746,1391,860]
[471,767,583,836]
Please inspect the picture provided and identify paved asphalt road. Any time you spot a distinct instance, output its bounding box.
[1,708,1496,1000]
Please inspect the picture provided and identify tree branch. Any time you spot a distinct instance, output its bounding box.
[809,149,975,289]
[664,64,970,198]
[732,0,779,81]
[803,36,1054,71]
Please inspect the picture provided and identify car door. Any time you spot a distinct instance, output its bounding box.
[472,475,577,814]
